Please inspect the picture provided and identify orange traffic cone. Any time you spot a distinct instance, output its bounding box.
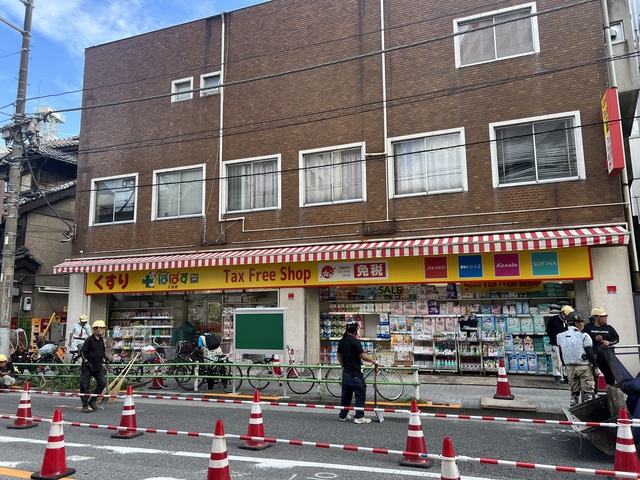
[149,356,165,390]
[31,409,75,480]
[440,437,460,480]
[493,358,514,400]
[596,373,607,394]
[399,399,431,468]
[8,382,38,430]
[111,385,143,439]
[207,420,231,480]
[239,390,271,451]
[613,409,640,478]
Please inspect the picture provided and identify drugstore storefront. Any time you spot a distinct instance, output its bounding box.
[54,227,639,374]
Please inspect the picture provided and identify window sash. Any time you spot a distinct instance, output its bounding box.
[496,118,577,185]
[304,147,362,205]
[173,80,192,101]
[94,177,135,224]
[227,159,278,212]
[157,169,203,218]
[201,74,220,96]
[459,8,533,66]
[393,134,464,195]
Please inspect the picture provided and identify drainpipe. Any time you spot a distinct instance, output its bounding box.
[600,0,640,290]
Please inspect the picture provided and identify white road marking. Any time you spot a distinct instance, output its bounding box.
[0,435,496,479]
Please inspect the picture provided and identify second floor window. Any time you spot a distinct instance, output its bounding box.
[455,4,538,67]
[302,145,364,206]
[172,77,193,102]
[392,130,466,196]
[491,113,583,186]
[92,175,136,225]
[201,72,221,96]
[226,157,279,213]
[155,166,204,219]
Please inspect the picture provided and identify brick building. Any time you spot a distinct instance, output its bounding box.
[55,0,640,375]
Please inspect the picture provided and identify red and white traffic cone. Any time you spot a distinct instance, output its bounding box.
[272,355,282,377]
[440,437,460,480]
[399,399,431,468]
[8,381,38,430]
[111,385,143,439]
[239,390,271,451]
[31,409,75,480]
[149,356,165,390]
[206,420,231,480]
[596,373,607,395]
[613,408,640,478]
[493,357,514,400]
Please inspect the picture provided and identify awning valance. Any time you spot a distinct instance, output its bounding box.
[53,226,629,274]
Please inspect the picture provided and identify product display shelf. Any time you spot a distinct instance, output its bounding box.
[412,332,434,370]
[433,333,458,371]
[109,306,174,352]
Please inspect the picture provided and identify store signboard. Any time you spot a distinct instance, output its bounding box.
[85,247,592,294]
[601,88,625,175]
[461,281,544,293]
[234,308,286,356]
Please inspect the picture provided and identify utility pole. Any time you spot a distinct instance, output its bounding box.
[0,0,37,356]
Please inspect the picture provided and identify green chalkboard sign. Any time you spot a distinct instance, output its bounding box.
[233,308,286,355]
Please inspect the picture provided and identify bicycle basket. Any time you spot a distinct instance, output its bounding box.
[177,341,195,355]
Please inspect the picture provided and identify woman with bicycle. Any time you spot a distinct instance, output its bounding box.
[337,323,377,424]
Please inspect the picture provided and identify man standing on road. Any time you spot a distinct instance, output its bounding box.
[546,305,573,384]
[80,320,108,413]
[585,307,619,386]
[68,314,92,354]
[557,312,599,407]
[337,323,377,424]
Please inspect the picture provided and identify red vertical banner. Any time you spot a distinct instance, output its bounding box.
[601,88,625,175]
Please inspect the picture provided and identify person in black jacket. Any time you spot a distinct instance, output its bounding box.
[546,305,573,384]
[80,320,109,412]
[584,307,619,386]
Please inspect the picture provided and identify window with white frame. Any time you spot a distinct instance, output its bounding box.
[171,77,193,102]
[391,129,467,197]
[455,3,538,67]
[201,72,221,96]
[301,144,365,206]
[225,156,279,213]
[491,112,584,187]
[154,165,204,219]
[91,175,137,225]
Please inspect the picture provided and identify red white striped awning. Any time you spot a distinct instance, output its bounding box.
[53,226,629,274]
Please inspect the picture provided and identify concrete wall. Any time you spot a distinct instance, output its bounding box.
[589,246,640,374]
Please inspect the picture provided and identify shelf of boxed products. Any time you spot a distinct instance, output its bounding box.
[411,333,434,370]
[457,337,482,372]
[433,333,458,371]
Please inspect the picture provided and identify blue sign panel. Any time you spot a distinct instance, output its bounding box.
[458,255,483,278]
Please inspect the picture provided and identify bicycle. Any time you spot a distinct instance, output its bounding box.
[246,346,315,395]
[174,348,243,393]
[324,351,404,401]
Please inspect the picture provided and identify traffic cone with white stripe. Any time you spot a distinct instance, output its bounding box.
[111,385,143,439]
[440,437,460,480]
[493,357,514,400]
[8,381,38,429]
[596,373,607,395]
[239,390,271,450]
[399,399,431,468]
[149,355,165,389]
[31,409,75,480]
[207,420,231,480]
[613,409,640,478]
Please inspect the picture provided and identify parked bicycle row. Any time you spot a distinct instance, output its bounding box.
[8,339,411,401]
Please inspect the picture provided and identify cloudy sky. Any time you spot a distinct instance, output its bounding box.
[0,0,267,138]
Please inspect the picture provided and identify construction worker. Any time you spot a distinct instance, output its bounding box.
[0,354,16,388]
[68,314,92,353]
[80,320,108,412]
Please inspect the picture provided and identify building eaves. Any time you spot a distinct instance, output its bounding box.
[18,181,76,208]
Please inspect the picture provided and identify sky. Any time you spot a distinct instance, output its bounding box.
[0,0,268,139]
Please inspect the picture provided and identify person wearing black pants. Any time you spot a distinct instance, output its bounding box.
[585,307,619,387]
[337,323,377,424]
[80,320,108,413]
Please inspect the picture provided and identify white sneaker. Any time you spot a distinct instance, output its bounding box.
[339,414,352,422]
[354,417,371,424]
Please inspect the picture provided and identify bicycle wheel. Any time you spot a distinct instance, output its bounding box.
[247,365,270,390]
[174,364,195,391]
[287,366,315,395]
[324,368,342,398]
[375,368,404,401]
[217,364,243,393]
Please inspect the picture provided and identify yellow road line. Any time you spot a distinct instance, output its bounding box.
[0,466,73,479]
